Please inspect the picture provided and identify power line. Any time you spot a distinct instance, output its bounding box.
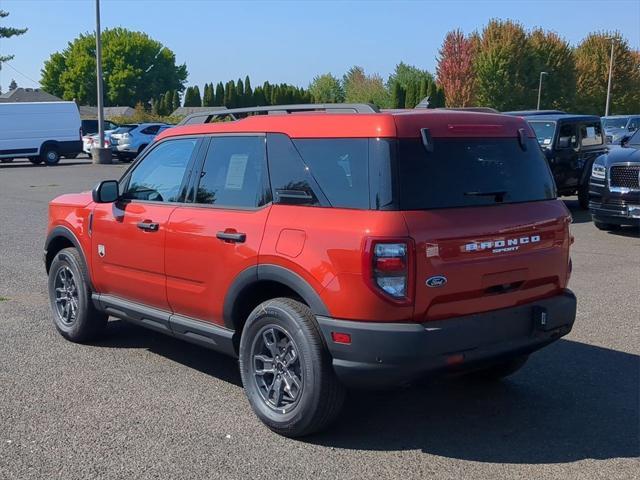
[1,61,40,87]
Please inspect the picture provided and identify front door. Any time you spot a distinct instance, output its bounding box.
[91,137,200,310]
[165,135,271,325]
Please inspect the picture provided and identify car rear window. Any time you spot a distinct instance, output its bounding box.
[397,137,556,210]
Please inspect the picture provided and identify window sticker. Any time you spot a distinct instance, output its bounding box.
[225,154,248,190]
[543,138,551,145]
[586,126,596,138]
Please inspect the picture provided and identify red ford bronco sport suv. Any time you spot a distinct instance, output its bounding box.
[45,104,576,437]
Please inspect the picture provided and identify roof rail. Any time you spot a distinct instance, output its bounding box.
[177,103,379,126]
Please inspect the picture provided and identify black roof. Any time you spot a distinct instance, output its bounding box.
[521,113,602,122]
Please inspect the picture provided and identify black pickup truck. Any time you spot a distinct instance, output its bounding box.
[589,130,640,231]
[518,114,607,209]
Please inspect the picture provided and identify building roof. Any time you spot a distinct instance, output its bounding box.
[0,88,63,103]
[171,106,226,117]
[79,106,137,119]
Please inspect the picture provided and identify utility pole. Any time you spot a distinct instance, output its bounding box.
[92,0,111,164]
[605,38,615,117]
[536,72,548,110]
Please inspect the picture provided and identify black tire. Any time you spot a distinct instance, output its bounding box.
[48,247,107,343]
[578,183,590,210]
[28,157,43,165]
[239,298,345,437]
[0,158,13,163]
[466,355,529,381]
[41,145,60,165]
[594,220,621,231]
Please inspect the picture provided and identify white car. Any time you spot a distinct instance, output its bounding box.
[0,101,82,165]
[110,123,170,161]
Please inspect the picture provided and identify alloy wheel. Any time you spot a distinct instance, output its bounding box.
[54,266,78,325]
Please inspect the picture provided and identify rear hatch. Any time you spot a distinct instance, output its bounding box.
[395,128,571,321]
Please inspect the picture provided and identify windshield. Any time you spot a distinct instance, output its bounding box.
[528,121,556,147]
[397,137,556,210]
[603,118,629,129]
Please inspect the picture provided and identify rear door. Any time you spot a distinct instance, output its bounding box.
[577,120,607,185]
[91,137,200,310]
[165,135,271,325]
[396,135,571,321]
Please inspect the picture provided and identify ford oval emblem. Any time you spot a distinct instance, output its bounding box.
[426,275,447,288]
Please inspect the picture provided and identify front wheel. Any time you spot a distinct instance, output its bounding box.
[48,248,107,342]
[239,298,345,437]
[41,145,60,165]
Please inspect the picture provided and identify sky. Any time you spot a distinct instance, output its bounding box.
[1,0,639,92]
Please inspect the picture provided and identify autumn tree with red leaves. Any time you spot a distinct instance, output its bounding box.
[436,29,477,107]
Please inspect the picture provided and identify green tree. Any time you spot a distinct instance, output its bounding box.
[309,73,344,103]
[404,81,417,108]
[390,81,405,108]
[192,85,202,107]
[0,9,27,71]
[474,19,536,110]
[40,28,187,106]
[387,62,434,92]
[225,80,237,107]
[253,86,267,106]
[214,82,225,106]
[244,75,253,105]
[529,29,576,110]
[203,82,215,106]
[171,90,180,110]
[263,82,272,105]
[575,32,640,115]
[343,66,390,108]
[237,78,244,106]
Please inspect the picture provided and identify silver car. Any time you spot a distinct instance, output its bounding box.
[110,123,170,161]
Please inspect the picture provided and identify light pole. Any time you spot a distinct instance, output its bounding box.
[605,38,615,117]
[536,71,548,110]
[91,0,111,164]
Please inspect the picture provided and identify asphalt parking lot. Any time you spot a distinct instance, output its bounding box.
[1,157,638,480]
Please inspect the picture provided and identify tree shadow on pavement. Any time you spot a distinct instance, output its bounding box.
[309,339,639,464]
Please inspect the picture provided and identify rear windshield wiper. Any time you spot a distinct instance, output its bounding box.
[464,190,507,202]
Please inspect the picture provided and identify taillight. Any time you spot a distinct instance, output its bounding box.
[364,238,415,305]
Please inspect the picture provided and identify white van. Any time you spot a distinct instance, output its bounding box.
[0,101,83,165]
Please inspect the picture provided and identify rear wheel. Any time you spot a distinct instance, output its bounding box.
[594,220,621,231]
[239,298,345,437]
[41,145,60,165]
[48,247,107,342]
[467,355,529,381]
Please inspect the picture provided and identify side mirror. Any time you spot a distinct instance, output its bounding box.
[92,180,119,203]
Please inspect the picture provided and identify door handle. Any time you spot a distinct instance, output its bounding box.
[137,221,159,231]
[216,231,246,243]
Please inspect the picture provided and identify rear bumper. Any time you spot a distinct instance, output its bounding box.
[316,290,576,388]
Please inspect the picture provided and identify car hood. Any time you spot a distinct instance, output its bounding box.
[50,192,93,208]
[599,145,640,166]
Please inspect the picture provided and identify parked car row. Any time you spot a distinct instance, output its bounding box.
[83,123,173,162]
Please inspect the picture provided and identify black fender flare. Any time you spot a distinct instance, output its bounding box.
[222,264,330,330]
[44,226,88,274]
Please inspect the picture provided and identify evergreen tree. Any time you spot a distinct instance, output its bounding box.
[203,82,214,106]
[253,86,267,106]
[391,81,405,108]
[404,81,417,108]
[226,80,237,107]
[418,78,428,103]
[237,78,244,106]
[183,87,193,107]
[9,79,17,90]
[244,75,253,105]
[215,82,225,106]
[172,90,180,110]
[192,85,202,107]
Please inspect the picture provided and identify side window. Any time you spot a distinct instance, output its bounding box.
[266,133,323,206]
[557,123,578,149]
[141,125,161,135]
[195,136,269,208]
[293,138,369,209]
[629,119,639,131]
[580,122,603,147]
[123,138,197,202]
